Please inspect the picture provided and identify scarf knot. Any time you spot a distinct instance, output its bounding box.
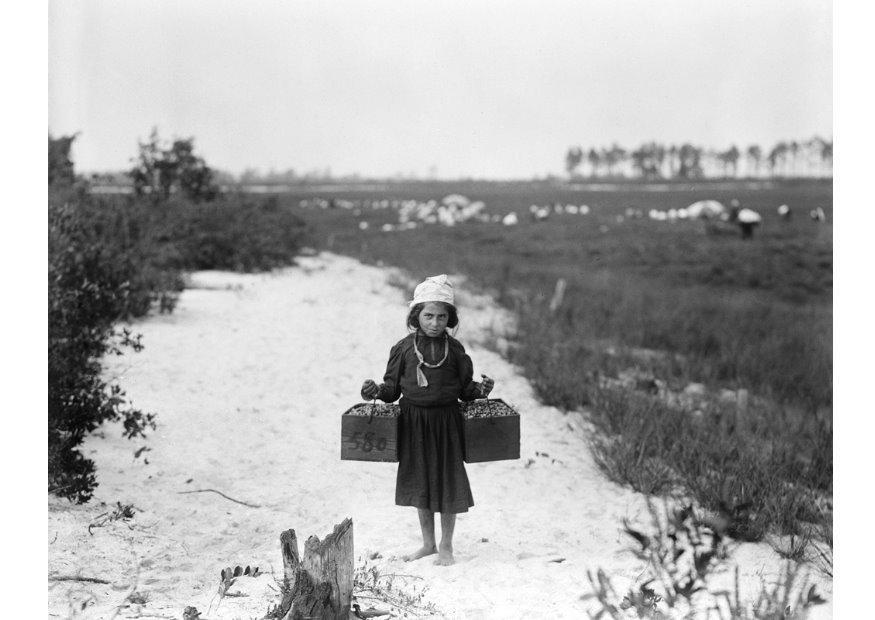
[412,333,449,387]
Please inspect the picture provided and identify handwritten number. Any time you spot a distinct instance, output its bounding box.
[347,431,388,452]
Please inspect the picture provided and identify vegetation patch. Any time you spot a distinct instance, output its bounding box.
[284,181,832,555]
[48,133,307,502]
[582,500,828,618]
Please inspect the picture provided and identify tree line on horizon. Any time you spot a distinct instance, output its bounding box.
[77,130,833,187]
[564,136,832,180]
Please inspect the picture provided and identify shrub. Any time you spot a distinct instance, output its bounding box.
[48,134,308,502]
[48,195,157,502]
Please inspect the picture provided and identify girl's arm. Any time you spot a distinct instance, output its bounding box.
[375,341,404,403]
[458,348,483,402]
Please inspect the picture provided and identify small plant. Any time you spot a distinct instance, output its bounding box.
[182,606,201,620]
[208,565,263,614]
[88,501,137,535]
[352,559,440,617]
[581,500,827,618]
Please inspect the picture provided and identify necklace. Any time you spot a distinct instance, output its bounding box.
[412,332,449,388]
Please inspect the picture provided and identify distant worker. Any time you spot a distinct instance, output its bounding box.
[728,198,741,223]
[736,207,762,239]
[777,204,793,221]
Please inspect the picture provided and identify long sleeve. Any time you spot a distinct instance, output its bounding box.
[377,340,405,403]
[457,345,482,402]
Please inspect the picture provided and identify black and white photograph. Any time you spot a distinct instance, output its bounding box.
[41,0,849,617]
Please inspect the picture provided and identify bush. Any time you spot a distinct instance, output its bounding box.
[48,134,308,503]
[48,195,157,502]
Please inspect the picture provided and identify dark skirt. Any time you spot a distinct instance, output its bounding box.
[395,399,474,514]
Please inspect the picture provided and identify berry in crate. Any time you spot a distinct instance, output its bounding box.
[344,403,399,418]
[461,399,517,419]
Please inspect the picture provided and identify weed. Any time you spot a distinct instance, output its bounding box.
[352,559,440,617]
[585,384,831,555]
[581,500,828,618]
[88,501,137,535]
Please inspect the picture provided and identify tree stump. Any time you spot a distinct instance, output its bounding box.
[279,518,354,620]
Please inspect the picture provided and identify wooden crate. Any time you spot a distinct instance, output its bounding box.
[461,399,520,463]
[340,403,399,462]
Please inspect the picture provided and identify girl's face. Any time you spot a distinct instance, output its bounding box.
[418,302,449,337]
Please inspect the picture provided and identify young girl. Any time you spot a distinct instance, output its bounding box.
[361,274,494,566]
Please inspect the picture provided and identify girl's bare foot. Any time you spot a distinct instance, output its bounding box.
[402,545,437,562]
[434,546,455,566]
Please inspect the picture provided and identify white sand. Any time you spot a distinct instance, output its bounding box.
[48,253,832,619]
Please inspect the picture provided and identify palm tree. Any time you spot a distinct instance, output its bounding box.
[600,146,613,176]
[672,145,680,178]
[605,143,627,177]
[678,143,703,179]
[587,148,601,178]
[767,142,789,177]
[722,145,740,178]
[565,146,584,178]
[789,140,800,176]
[746,145,762,177]
[820,139,833,177]
[654,143,667,178]
[631,144,652,178]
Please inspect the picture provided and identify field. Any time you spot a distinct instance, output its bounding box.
[48,176,833,616]
[271,178,833,550]
[279,180,831,403]
[50,175,833,564]
[278,179,831,305]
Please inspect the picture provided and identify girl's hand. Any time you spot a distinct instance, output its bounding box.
[479,374,495,398]
[361,379,380,400]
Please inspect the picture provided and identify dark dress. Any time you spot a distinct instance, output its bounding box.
[374,331,483,513]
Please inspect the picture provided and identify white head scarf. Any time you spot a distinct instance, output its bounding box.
[409,274,455,308]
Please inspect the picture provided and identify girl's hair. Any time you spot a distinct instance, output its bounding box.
[407,302,459,330]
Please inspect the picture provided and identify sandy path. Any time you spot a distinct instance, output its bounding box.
[48,253,831,619]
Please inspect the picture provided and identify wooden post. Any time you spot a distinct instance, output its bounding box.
[279,518,354,620]
[736,389,749,430]
[548,278,566,313]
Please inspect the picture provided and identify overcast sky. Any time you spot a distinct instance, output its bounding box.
[48,0,832,179]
